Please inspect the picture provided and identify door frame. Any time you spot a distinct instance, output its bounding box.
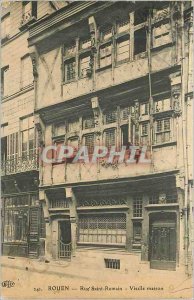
[148,211,179,270]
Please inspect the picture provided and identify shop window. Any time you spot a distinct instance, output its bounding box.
[78,214,126,244]
[155,98,171,112]
[140,103,149,116]
[140,122,149,145]
[153,22,171,48]
[3,209,28,242]
[84,133,95,154]
[155,118,171,144]
[99,43,112,68]
[21,55,33,88]
[134,28,147,56]
[104,110,117,124]
[64,59,76,82]
[117,37,130,62]
[104,128,116,150]
[1,66,9,97]
[83,115,95,129]
[133,196,143,217]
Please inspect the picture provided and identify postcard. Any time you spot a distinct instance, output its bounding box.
[1,1,193,299]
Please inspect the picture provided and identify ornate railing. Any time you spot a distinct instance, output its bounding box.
[58,241,71,259]
[1,154,39,176]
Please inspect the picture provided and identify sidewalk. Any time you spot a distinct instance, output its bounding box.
[1,256,193,298]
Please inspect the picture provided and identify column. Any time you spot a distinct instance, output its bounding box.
[66,187,77,257]
[39,190,52,260]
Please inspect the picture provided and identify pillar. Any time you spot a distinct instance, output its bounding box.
[66,187,77,257]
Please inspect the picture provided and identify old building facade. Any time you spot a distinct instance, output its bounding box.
[1,1,68,258]
[1,1,193,274]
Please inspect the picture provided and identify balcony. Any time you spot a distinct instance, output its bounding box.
[1,153,39,176]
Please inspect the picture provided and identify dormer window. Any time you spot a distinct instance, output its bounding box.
[21,1,37,26]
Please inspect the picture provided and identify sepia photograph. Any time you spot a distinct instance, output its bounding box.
[0,0,193,299]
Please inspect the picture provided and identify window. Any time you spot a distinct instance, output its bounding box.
[1,66,9,97]
[22,1,37,24]
[68,119,79,132]
[133,196,143,217]
[21,55,33,88]
[117,37,130,62]
[84,133,95,154]
[67,137,79,155]
[104,128,116,150]
[54,123,66,137]
[149,191,177,204]
[65,43,76,56]
[121,107,130,121]
[155,98,171,112]
[7,133,19,169]
[78,214,126,244]
[105,258,120,269]
[83,115,95,129]
[21,116,35,159]
[3,195,30,242]
[153,22,171,48]
[79,55,90,78]
[117,19,130,34]
[1,137,7,162]
[80,39,91,50]
[134,28,147,56]
[140,122,149,145]
[64,59,76,81]
[155,118,171,143]
[1,14,10,39]
[133,222,142,243]
[104,110,117,124]
[101,25,113,41]
[134,9,148,26]
[121,125,129,147]
[99,44,112,68]
[140,103,149,116]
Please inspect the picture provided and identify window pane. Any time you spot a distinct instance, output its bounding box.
[84,134,95,154]
[104,110,117,124]
[80,56,90,77]
[64,60,76,81]
[83,116,95,129]
[134,28,146,55]
[117,38,130,61]
[105,129,116,150]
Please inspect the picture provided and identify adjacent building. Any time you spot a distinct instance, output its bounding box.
[1,1,193,274]
[1,1,67,258]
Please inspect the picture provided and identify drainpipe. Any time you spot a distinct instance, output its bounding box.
[180,2,189,274]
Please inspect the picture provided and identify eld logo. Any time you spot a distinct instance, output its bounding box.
[1,280,15,288]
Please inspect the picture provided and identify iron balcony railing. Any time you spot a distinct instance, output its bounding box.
[1,153,39,176]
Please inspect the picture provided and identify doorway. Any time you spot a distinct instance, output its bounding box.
[58,220,71,259]
[149,213,176,270]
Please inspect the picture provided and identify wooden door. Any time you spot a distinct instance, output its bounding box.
[150,222,176,270]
